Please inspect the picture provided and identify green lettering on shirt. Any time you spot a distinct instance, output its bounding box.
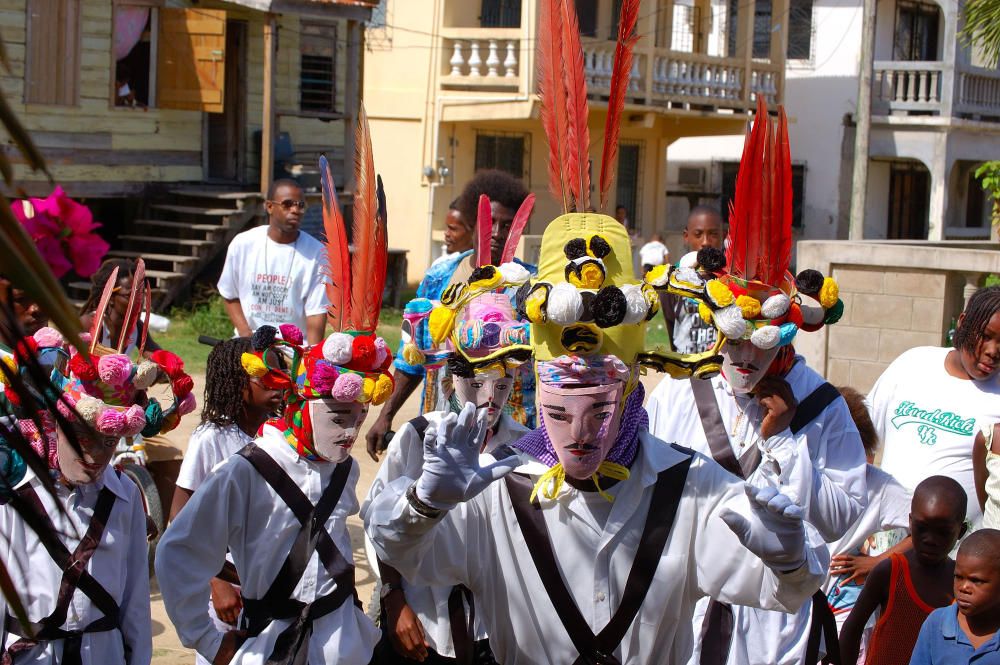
[890,401,976,441]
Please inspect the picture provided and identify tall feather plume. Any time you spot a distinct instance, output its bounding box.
[349,105,388,333]
[89,266,119,353]
[117,259,145,353]
[599,0,640,212]
[138,282,151,356]
[770,107,793,283]
[374,174,388,311]
[500,193,536,264]
[537,0,569,211]
[560,0,591,211]
[320,154,351,331]
[476,194,493,268]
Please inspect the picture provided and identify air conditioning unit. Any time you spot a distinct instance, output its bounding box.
[677,166,706,188]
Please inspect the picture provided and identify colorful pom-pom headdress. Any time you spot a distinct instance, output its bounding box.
[399,192,535,379]
[652,99,843,351]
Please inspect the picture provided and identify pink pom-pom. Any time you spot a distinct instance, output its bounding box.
[279,324,304,346]
[33,327,63,348]
[331,373,363,401]
[311,361,338,393]
[177,392,197,416]
[97,354,133,387]
[79,332,92,344]
[96,408,126,436]
[122,404,146,437]
[374,337,389,367]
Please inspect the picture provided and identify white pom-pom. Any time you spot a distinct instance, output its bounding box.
[750,325,781,350]
[761,293,790,319]
[620,284,648,325]
[323,333,354,364]
[713,304,748,340]
[800,302,825,325]
[673,267,703,287]
[547,282,584,326]
[75,395,104,425]
[679,251,699,269]
[498,262,530,285]
[132,360,160,390]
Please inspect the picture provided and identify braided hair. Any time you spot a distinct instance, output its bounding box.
[79,258,135,315]
[201,337,252,427]
[954,285,1000,354]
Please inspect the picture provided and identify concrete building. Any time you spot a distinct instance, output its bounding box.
[665,0,1000,258]
[362,0,792,283]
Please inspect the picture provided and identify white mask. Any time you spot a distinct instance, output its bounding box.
[454,374,515,432]
[721,339,780,394]
[308,398,369,463]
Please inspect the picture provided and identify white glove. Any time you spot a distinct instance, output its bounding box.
[414,402,521,510]
[719,484,807,572]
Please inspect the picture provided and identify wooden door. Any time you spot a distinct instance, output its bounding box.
[157,8,226,112]
[207,21,246,181]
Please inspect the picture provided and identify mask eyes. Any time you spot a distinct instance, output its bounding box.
[546,411,570,422]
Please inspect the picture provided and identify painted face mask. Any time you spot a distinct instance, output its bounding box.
[538,381,625,480]
[722,339,780,394]
[308,398,369,463]
[454,373,514,431]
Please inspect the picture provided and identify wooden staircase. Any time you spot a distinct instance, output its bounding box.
[69,189,263,310]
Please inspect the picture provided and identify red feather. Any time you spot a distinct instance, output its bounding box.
[350,105,387,333]
[89,266,119,352]
[476,194,493,267]
[138,282,151,356]
[599,0,640,212]
[560,0,591,212]
[538,0,569,210]
[501,193,535,264]
[771,107,793,283]
[321,154,351,331]
[117,258,145,353]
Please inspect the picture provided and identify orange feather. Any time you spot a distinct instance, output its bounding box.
[538,0,569,210]
[350,105,387,333]
[321,154,351,331]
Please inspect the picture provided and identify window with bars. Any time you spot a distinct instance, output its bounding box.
[893,1,940,61]
[475,132,529,181]
[575,0,598,37]
[300,23,338,115]
[25,0,81,105]
[726,0,809,59]
[616,142,643,232]
[720,162,805,228]
[480,0,521,27]
[787,0,814,60]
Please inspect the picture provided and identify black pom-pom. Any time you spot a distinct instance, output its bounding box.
[579,291,596,323]
[564,238,588,260]
[251,325,278,351]
[592,286,627,328]
[513,281,532,319]
[446,355,475,378]
[470,265,496,283]
[796,269,824,296]
[588,235,612,259]
[697,247,726,273]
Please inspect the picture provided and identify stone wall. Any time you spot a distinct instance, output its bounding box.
[795,240,1000,392]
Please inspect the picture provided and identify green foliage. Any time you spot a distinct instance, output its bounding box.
[974,161,1000,227]
[962,0,1000,68]
[985,274,1000,288]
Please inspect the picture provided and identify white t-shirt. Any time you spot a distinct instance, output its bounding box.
[868,346,1000,525]
[217,225,329,333]
[639,240,669,267]
[176,423,254,493]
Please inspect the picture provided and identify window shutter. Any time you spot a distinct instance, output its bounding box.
[157,8,227,112]
[24,0,80,105]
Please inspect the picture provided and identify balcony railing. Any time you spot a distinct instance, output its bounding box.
[440,28,523,92]
[956,67,1000,118]
[873,61,943,113]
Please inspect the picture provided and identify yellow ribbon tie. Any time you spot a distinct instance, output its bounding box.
[529,460,631,504]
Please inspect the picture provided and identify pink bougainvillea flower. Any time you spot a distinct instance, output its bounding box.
[10,187,109,278]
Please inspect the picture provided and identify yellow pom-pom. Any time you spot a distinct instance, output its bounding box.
[644,264,669,287]
[428,306,457,345]
[0,356,15,385]
[525,288,548,323]
[401,343,425,366]
[579,262,605,289]
[469,270,503,292]
[819,277,839,309]
[440,283,467,307]
[359,377,376,403]
[642,284,661,318]
[698,302,714,324]
[735,295,762,320]
[372,374,393,405]
[241,352,268,378]
[706,279,735,307]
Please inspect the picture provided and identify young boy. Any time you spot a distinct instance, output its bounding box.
[660,206,725,353]
[839,475,968,665]
[909,528,1000,663]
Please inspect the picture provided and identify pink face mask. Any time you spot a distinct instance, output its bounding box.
[722,339,780,394]
[308,398,369,463]
[538,382,624,479]
[454,374,514,431]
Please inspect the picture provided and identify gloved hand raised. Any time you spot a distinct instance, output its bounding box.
[719,484,807,572]
[414,402,521,511]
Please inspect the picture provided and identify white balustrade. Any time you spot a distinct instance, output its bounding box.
[486,40,500,77]
[872,61,943,113]
[468,41,482,77]
[650,53,744,104]
[442,37,520,86]
[450,41,464,77]
[504,42,517,78]
[958,68,1000,115]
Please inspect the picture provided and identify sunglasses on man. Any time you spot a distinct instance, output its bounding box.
[268,199,308,211]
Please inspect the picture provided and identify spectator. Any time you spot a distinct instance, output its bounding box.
[661,205,726,353]
[217,179,328,345]
[974,421,1000,529]
[435,199,473,265]
[638,232,669,275]
[868,285,1000,527]
[909,529,1000,664]
[614,204,630,229]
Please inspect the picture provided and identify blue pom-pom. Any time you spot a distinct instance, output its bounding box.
[778,322,798,347]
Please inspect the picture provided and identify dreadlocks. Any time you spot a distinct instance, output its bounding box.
[79,258,135,315]
[954,285,1000,354]
[201,338,252,427]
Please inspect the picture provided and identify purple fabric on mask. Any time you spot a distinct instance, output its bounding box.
[514,382,647,469]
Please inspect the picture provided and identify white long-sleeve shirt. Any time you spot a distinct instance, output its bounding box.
[646,357,868,665]
[155,426,380,665]
[360,412,527,657]
[365,430,827,665]
[0,466,152,665]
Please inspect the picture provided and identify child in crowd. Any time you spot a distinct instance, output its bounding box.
[638,232,669,275]
[79,259,161,355]
[825,387,912,663]
[168,337,284,665]
[868,285,1000,527]
[973,421,1000,529]
[909,528,1000,664]
[839,476,968,665]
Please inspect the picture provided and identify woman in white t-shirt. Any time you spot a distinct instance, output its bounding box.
[169,337,284,665]
[868,286,1000,527]
[638,232,669,274]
